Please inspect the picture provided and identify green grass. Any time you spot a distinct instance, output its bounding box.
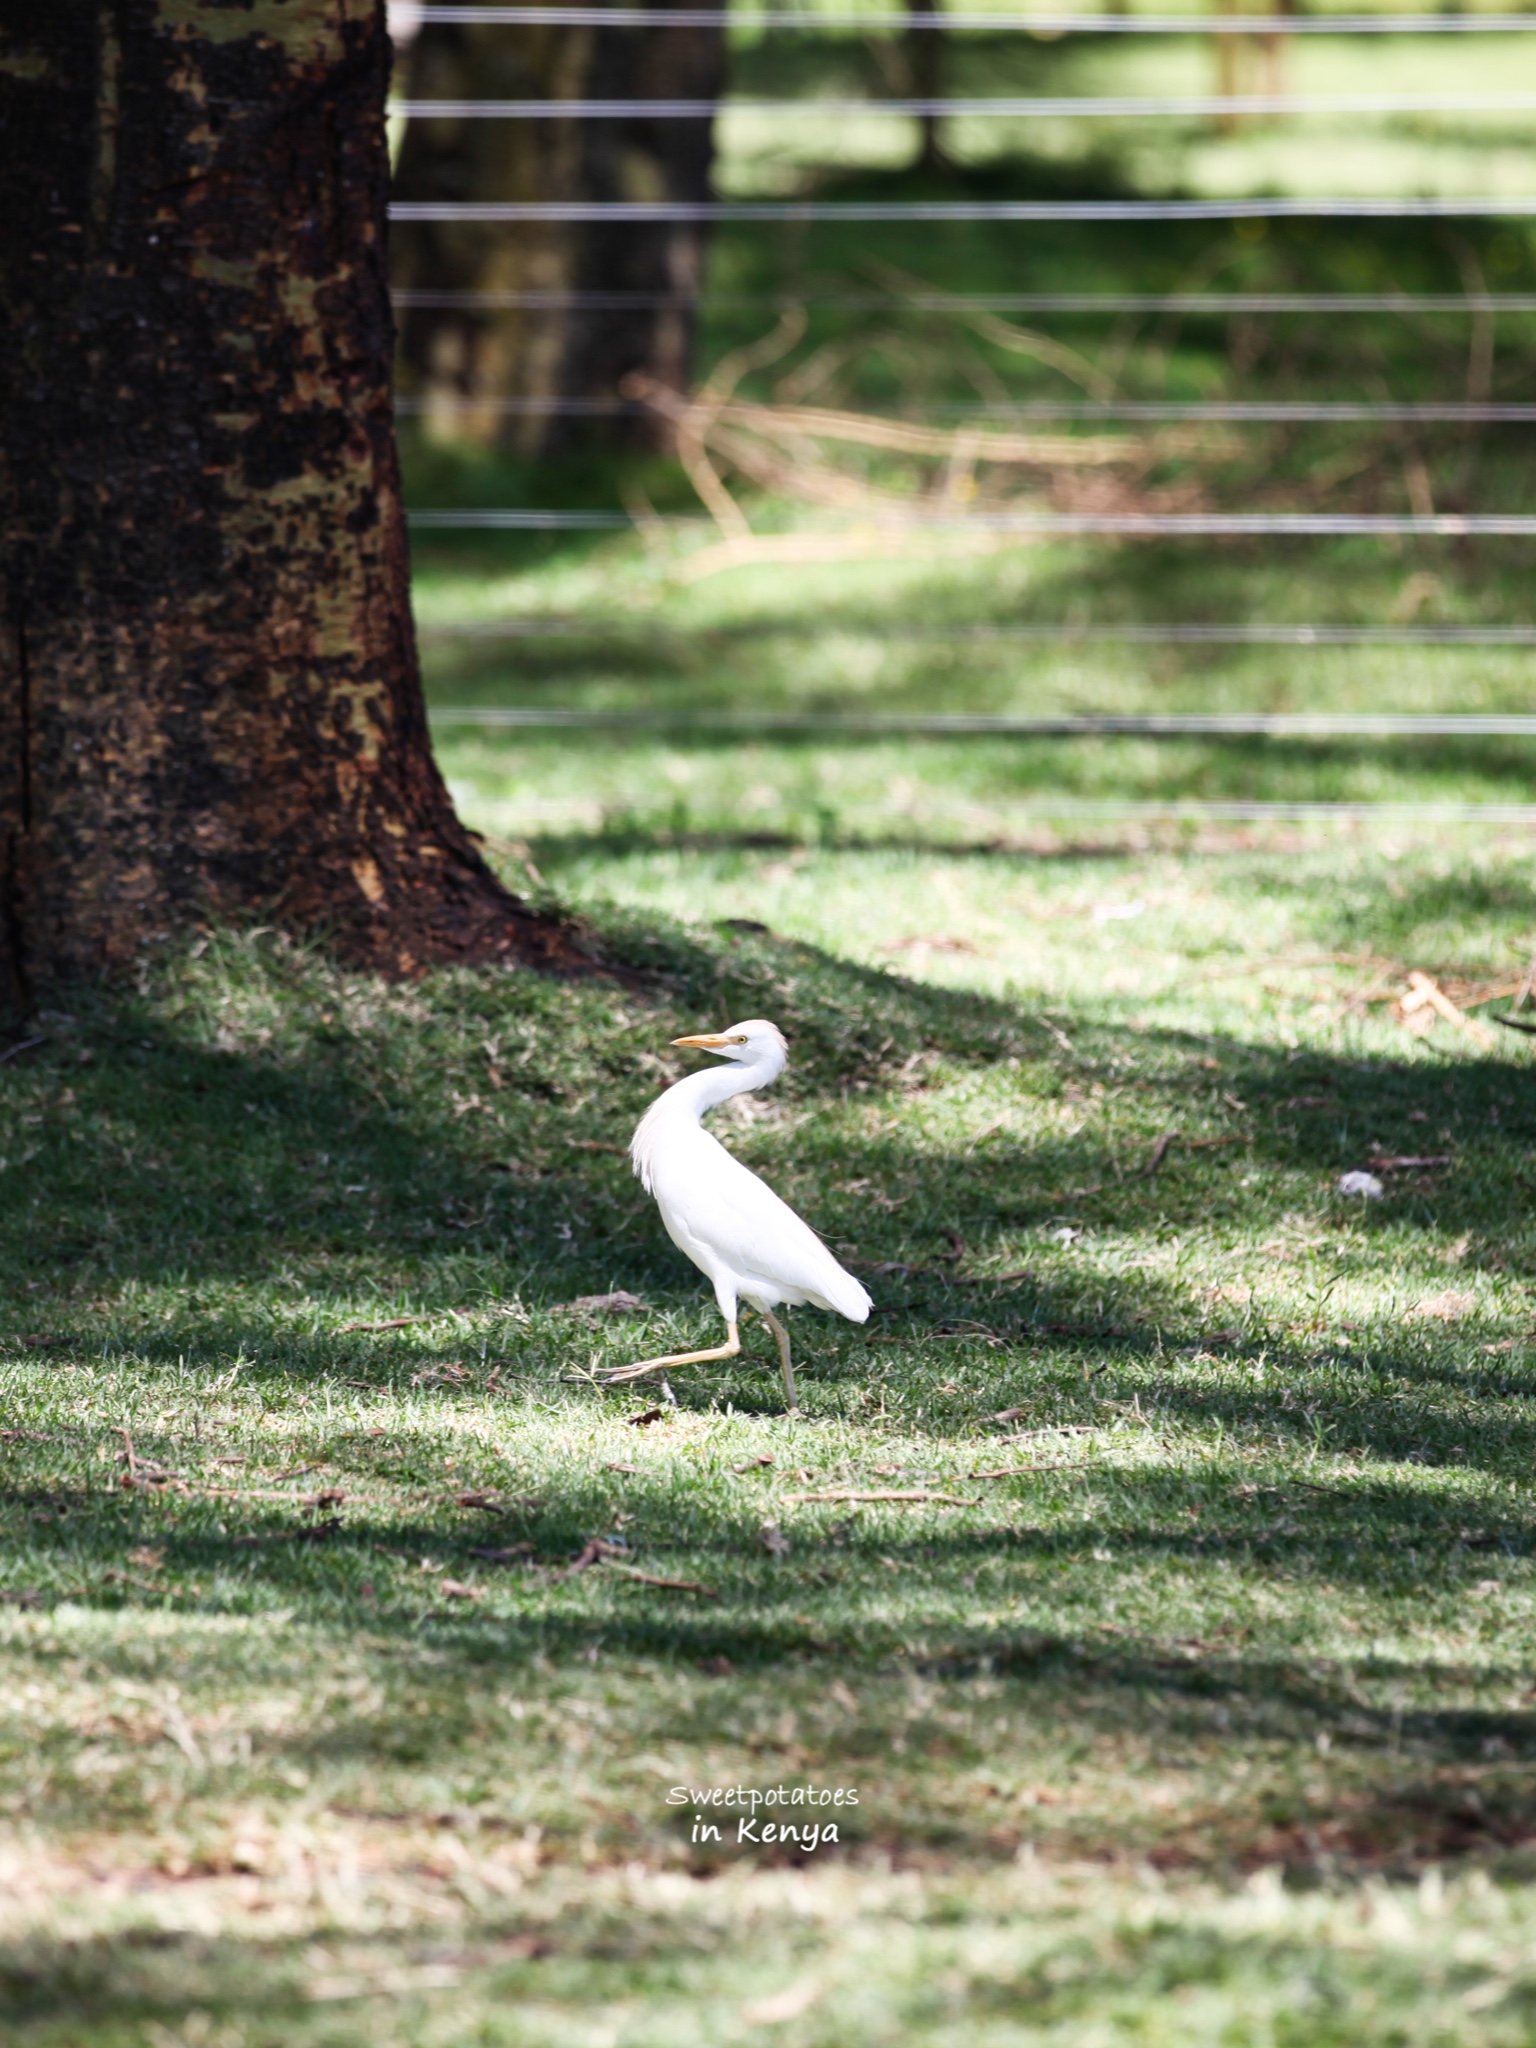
[7,833,1536,2044]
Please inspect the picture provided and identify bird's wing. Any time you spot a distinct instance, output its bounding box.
[651,1130,870,1320]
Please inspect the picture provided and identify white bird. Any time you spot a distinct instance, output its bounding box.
[606,1019,872,1410]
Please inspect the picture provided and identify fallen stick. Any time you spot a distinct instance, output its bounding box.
[604,1563,719,1597]
[231,1517,344,1547]
[557,1537,717,1594]
[563,1537,622,1575]
[1142,1130,1178,1178]
[781,1487,980,1507]
[968,1463,1081,1478]
[1401,970,1496,1050]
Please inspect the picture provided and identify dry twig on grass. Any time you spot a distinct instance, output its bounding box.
[1397,970,1497,1050]
[782,1487,981,1507]
[968,1463,1082,1478]
[232,1517,344,1547]
[606,1563,720,1598]
[1142,1131,1178,1178]
[559,1536,716,1596]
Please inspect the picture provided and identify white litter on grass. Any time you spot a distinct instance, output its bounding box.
[1091,900,1146,924]
[1337,1170,1385,1198]
[1049,1225,1083,1244]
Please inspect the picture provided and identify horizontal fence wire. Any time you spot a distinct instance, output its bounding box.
[404,9,1536,31]
[391,289,1536,312]
[390,195,1536,220]
[954,800,1536,822]
[425,707,1536,735]
[406,509,1536,532]
[417,620,1536,643]
[388,91,1536,115]
[444,793,1536,827]
[395,398,1536,420]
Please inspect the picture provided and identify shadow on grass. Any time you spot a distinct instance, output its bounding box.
[5,908,1535,1395]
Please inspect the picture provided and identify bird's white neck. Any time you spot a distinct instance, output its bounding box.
[631,1045,785,1189]
[665,1045,784,1122]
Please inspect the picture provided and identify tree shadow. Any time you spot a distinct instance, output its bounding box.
[6,910,1535,1396]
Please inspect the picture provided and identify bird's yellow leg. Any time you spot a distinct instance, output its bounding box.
[758,1307,797,1412]
[603,1319,741,1384]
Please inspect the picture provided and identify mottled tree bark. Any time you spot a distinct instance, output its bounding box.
[0,0,587,1014]
[391,6,725,455]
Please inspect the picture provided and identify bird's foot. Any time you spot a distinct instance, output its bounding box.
[602,1322,741,1385]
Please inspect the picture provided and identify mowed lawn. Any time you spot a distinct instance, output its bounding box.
[11,19,1536,2038]
[6,809,1536,2044]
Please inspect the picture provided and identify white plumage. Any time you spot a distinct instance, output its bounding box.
[607,1018,871,1408]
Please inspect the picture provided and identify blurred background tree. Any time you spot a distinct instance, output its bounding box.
[391,5,726,453]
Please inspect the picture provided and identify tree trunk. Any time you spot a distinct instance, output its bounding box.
[391,7,725,455]
[0,0,588,1014]
[906,0,947,175]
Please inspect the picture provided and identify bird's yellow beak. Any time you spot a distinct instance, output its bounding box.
[671,1032,732,1048]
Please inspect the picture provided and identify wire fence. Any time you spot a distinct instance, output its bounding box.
[396,397,1536,419]
[409,510,1536,533]
[393,291,1536,312]
[436,792,1536,830]
[405,9,1536,32]
[389,92,1536,116]
[392,195,1536,219]
[418,620,1536,644]
[426,707,1536,735]
[395,3,1536,810]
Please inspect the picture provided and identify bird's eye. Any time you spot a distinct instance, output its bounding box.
[730,1034,749,1043]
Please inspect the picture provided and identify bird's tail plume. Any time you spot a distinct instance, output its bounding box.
[815,1262,873,1323]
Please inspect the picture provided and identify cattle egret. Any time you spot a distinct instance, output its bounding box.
[606,1019,872,1409]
